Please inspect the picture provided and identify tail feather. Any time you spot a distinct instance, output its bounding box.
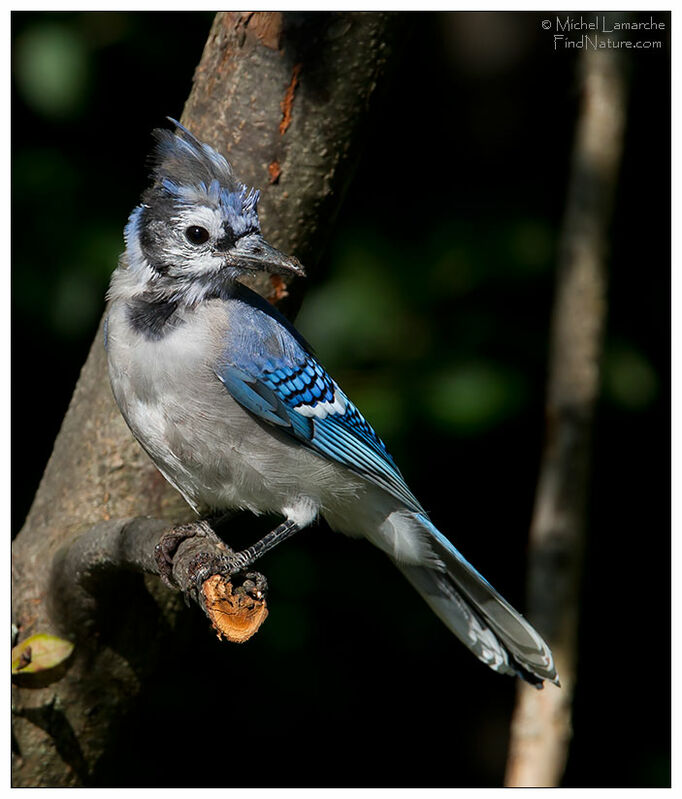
[399,516,558,687]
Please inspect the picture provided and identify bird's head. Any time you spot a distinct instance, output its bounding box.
[118,119,304,302]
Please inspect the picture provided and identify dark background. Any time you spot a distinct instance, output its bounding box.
[12,11,670,787]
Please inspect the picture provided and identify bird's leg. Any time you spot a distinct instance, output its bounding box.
[155,517,298,597]
[224,519,301,574]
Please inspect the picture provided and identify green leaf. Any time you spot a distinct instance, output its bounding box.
[11,634,74,675]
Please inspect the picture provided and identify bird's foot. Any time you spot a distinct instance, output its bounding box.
[156,521,268,606]
[235,571,268,602]
[185,548,251,588]
[154,520,222,589]
[184,551,268,608]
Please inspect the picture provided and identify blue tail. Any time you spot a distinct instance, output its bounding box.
[399,516,558,687]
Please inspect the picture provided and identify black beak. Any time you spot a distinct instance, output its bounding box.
[219,233,306,277]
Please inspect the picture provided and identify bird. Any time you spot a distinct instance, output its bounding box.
[105,118,558,688]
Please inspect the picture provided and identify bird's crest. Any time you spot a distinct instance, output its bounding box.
[148,118,261,231]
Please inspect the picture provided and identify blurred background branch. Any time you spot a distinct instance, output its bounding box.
[505,42,630,787]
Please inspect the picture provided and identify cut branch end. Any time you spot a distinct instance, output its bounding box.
[201,574,268,643]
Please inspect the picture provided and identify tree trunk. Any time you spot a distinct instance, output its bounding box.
[11,12,402,786]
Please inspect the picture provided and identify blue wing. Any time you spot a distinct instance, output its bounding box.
[216,297,423,512]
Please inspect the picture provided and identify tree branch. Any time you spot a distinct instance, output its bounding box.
[47,518,268,646]
[504,42,630,787]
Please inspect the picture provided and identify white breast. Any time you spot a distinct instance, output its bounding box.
[104,299,360,519]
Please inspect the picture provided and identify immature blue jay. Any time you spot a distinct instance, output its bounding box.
[105,119,558,687]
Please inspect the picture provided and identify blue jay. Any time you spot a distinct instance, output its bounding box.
[105,119,558,688]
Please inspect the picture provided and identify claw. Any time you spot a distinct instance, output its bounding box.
[240,571,268,601]
[154,521,222,588]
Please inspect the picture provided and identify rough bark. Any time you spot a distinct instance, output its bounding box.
[504,43,629,787]
[12,11,401,786]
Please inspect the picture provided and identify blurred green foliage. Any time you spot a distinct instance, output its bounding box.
[14,21,89,117]
[12,11,669,789]
[604,341,659,410]
[297,224,536,437]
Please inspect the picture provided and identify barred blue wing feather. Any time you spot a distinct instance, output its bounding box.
[216,341,423,513]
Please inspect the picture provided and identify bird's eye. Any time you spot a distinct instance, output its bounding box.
[185,226,210,245]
